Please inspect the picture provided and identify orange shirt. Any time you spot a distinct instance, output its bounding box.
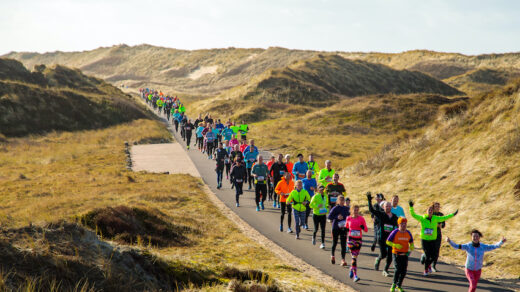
[275,177,294,203]
[387,229,414,254]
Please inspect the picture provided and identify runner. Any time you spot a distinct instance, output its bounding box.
[183,119,194,150]
[318,160,335,187]
[196,122,205,151]
[224,141,232,180]
[370,193,386,252]
[326,173,346,210]
[346,205,368,282]
[244,143,259,190]
[222,124,234,142]
[409,200,458,276]
[239,120,248,140]
[301,170,317,230]
[309,185,328,248]
[367,192,398,277]
[292,153,308,181]
[328,195,350,266]
[239,139,248,153]
[180,114,187,141]
[230,158,247,207]
[215,142,228,189]
[269,154,288,209]
[386,218,414,292]
[211,124,220,154]
[286,180,311,239]
[243,139,258,153]
[205,128,216,159]
[391,196,406,218]
[172,109,180,132]
[275,172,294,233]
[307,154,320,179]
[266,156,276,202]
[285,154,294,178]
[215,119,224,142]
[230,144,244,164]
[447,230,506,292]
[193,114,203,132]
[431,202,445,272]
[229,134,239,149]
[252,155,269,211]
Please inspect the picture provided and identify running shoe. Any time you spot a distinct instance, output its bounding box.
[382,270,390,277]
[374,257,381,271]
[248,186,252,190]
[279,225,283,232]
[420,254,425,265]
[371,243,376,252]
[331,256,335,264]
[277,204,280,209]
[312,237,316,245]
[341,260,347,267]
[349,269,354,279]
[431,266,438,273]
[295,235,300,240]
[390,284,396,292]
[287,228,293,233]
[428,266,432,274]
[273,202,276,208]
[396,287,405,292]
[256,206,260,212]
[423,270,429,276]
[353,276,360,282]
[320,243,325,249]
[187,145,190,150]
[260,202,264,210]
[236,203,239,207]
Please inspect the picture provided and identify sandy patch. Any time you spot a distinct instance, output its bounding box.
[130,143,200,176]
[188,65,218,80]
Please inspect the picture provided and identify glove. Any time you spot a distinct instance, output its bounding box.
[394,243,403,250]
[453,209,458,216]
[406,251,411,256]
[360,225,365,230]
[366,192,372,200]
[409,200,414,207]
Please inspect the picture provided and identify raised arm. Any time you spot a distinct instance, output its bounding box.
[408,201,423,221]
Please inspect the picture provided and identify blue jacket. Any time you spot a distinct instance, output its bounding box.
[449,240,504,271]
[292,161,309,180]
[196,126,204,138]
[243,145,258,154]
[244,150,259,168]
[302,178,317,197]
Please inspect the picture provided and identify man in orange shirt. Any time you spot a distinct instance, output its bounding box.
[386,218,414,292]
[275,172,294,233]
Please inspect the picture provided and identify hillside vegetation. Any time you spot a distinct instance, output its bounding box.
[0,119,341,291]
[0,58,151,137]
[444,67,520,94]
[344,79,520,280]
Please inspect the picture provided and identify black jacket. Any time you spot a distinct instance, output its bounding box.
[368,198,399,242]
[230,164,247,182]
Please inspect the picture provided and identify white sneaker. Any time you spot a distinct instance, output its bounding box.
[320,243,325,249]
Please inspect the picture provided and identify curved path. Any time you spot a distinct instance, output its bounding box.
[150,107,512,292]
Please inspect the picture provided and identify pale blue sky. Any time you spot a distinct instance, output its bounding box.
[1,0,519,55]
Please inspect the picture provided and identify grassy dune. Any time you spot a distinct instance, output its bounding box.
[0,119,341,291]
[343,80,520,280]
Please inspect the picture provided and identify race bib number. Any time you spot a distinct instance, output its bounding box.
[257,176,264,181]
[319,208,328,215]
[298,173,305,178]
[249,158,255,162]
[326,177,332,182]
[279,171,285,175]
[384,224,394,232]
[235,179,243,183]
[330,197,337,203]
[338,220,346,228]
[350,230,361,237]
[424,228,434,235]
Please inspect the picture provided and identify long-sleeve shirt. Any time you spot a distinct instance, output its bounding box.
[292,161,309,180]
[286,188,311,212]
[327,205,350,230]
[448,240,504,271]
[318,168,335,186]
[244,150,259,169]
[309,193,329,215]
[410,206,454,241]
[269,162,288,183]
[346,215,368,239]
[301,178,317,197]
[391,205,406,218]
[275,177,294,203]
[230,165,247,182]
[196,126,205,138]
[306,161,320,179]
[368,198,398,241]
[251,163,269,184]
[387,229,414,254]
[215,148,228,168]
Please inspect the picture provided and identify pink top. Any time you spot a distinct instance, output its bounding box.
[346,215,368,239]
[229,138,239,148]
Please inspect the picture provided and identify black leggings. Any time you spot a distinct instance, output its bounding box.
[206,143,214,156]
[331,228,347,259]
[197,137,203,149]
[313,214,326,243]
[422,239,437,270]
[378,238,393,271]
[433,234,442,267]
[255,183,267,207]
[174,120,179,132]
[280,202,292,227]
[225,163,231,177]
[268,181,274,200]
[273,179,281,203]
[234,182,243,203]
[246,168,253,187]
[185,132,192,146]
[393,254,408,287]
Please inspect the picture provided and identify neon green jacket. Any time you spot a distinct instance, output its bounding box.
[148,94,152,101]
[307,161,320,179]
[179,105,185,113]
[318,168,335,186]
[239,124,248,134]
[286,188,311,212]
[410,206,454,241]
[309,193,329,215]
[156,99,163,107]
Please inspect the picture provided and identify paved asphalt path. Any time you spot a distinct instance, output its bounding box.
[150,106,511,292]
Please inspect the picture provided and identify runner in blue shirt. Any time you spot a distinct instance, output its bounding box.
[302,170,317,230]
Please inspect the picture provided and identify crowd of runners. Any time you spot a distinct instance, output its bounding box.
[139,88,507,292]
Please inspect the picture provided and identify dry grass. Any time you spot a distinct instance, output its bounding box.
[0,119,340,291]
[343,80,520,281]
